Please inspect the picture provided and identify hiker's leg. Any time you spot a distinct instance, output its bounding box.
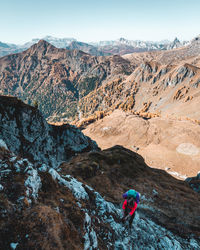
[129,212,135,227]
[124,207,128,217]
[122,207,128,223]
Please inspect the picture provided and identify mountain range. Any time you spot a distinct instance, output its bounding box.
[0,39,134,120]
[1,34,200,182]
[0,35,200,123]
[0,35,189,58]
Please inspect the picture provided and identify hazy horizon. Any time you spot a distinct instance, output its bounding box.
[1,0,200,44]
[1,35,195,46]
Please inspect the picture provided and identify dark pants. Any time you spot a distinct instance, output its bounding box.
[123,207,136,227]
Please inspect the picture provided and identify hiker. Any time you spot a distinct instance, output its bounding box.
[122,189,140,228]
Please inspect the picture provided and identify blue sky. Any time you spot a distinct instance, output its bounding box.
[1,0,200,44]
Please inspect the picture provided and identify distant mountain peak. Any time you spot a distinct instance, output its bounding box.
[32,39,55,51]
[0,41,10,48]
[173,37,180,42]
[192,34,200,42]
[166,37,181,50]
[118,37,127,42]
[37,39,51,45]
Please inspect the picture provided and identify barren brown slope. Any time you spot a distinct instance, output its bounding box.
[0,40,133,121]
[76,37,200,122]
[1,37,200,123]
[78,53,200,121]
[83,109,200,178]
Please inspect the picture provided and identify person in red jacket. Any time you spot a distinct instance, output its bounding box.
[122,190,140,228]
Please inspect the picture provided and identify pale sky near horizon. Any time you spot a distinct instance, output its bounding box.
[1,0,200,44]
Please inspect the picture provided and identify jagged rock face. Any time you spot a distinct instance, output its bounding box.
[0,40,133,121]
[76,35,200,121]
[78,59,200,119]
[124,36,200,66]
[0,143,199,249]
[0,96,99,167]
[186,173,200,193]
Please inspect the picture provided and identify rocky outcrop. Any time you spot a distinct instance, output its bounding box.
[167,37,182,50]
[186,173,200,193]
[0,142,199,249]
[0,96,99,167]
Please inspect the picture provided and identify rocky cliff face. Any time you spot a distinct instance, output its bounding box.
[77,35,200,122]
[186,173,200,193]
[78,60,200,120]
[0,96,99,168]
[0,141,199,249]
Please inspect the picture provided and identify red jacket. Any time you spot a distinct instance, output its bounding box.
[122,199,137,216]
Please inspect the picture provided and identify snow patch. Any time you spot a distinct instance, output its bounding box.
[0,184,4,191]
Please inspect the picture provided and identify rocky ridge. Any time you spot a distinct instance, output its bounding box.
[0,140,200,249]
[78,60,200,120]
[77,36,200,121]
[0,95,98,168]
[186,172,200,193]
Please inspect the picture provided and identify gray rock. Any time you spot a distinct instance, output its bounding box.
[0,96,99,168]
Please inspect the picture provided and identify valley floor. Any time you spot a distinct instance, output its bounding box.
[83,109,200,179]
